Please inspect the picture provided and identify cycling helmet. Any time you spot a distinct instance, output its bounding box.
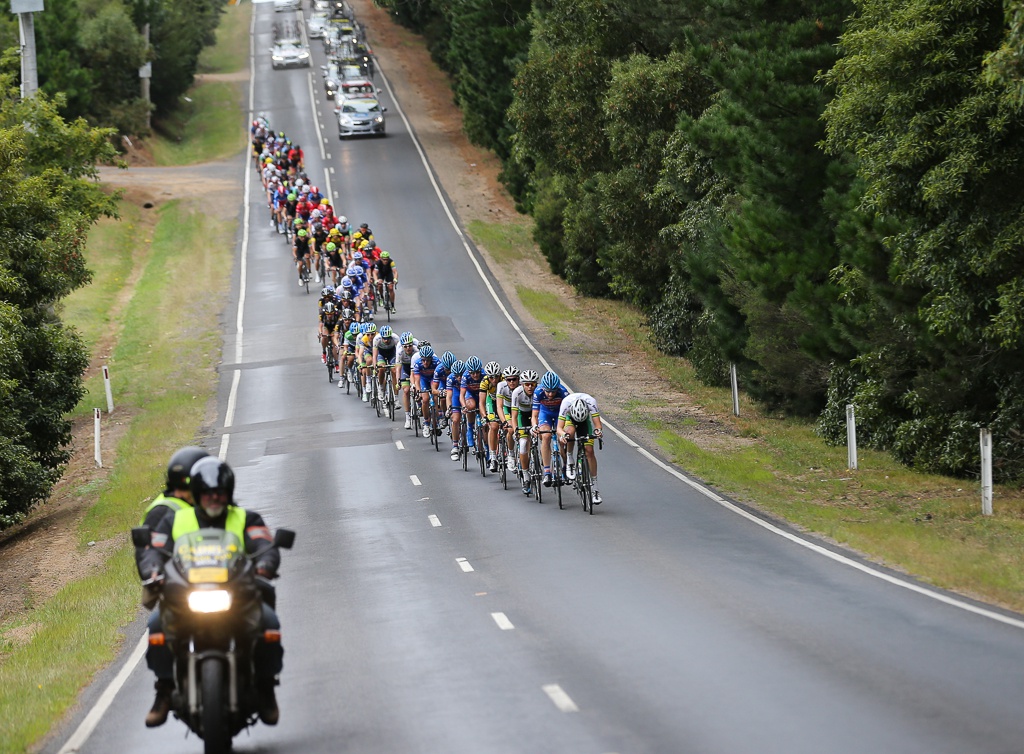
[311,209,322,220]
[380,325,393,338]
[359,223,369,230]
[400,332,415,346]
[346,266,359,277]
[380,250,390,259]
[349,322,360,334]
[342,308,354,320]
[353,251,363,261]
[484,361,501,377]
[329,228,341,237]
[311,186,319,194]
[320,285,334,297]
[360,323,372,334]
[188,457,235,508]
[320,198,330,206]
[326,242,337,252]
[297,229,308,237]
[294,218,305,226]
[287,193,297,201]
[278,131,285,137]
[366,240,377,249]
[451,359,466,375]
[465,356,483,373]
[339,215,348,224]
[419,345,434,360]
[539,371,561,391]
[366,323,378,335]
[568,397,591,423]
[301,185,311,194]
[352,232,363,240]
[440,351,456,369]
[166,446,209,492]
[295,178,304,187]
[341,277,352,289]
[520,369,539,383]
[502,365,520,379]
[323,301,336,315]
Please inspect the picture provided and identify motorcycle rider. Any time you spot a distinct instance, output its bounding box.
[135,446,209,561]
[139,457,284,728]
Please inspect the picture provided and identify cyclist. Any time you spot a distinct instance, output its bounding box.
[319,300,343,369]
[477,361,503,472]
[335,216,351,252]
[398,332,419,429]
[293,228,312,286]
[496,365,520,470]
[372,325,401,404]
[446,359,468,460]
[557,393,604,503]
[339,321,360,388]
[411,344,438,437]
[460,356,485,459]
[431,351,456,431]
[356,323,377,401]
[324,241,344,286]
[510,369,538,494]
[374,250,398,312]
[531,371,569,487]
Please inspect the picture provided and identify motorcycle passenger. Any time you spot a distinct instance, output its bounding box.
[139,458,284,728]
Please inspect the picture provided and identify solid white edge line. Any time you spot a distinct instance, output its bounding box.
[56,634,149,754]
[542,684,579,713]
[428,514,441,527]
[491,612,514,630]
[410,474,421,486]
[375,58,1024,633]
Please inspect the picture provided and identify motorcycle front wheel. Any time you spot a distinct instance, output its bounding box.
[200,657,232,754]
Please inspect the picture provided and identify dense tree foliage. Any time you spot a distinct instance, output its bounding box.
[0,72,119,528]
[4,0,223,135]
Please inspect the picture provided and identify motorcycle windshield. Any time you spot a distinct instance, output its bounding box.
[172,529,245,584]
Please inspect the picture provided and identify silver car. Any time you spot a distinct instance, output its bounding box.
[271,40,311,69]
[307,11,330,39]
[273,0,301,11]
[337,97,386,138]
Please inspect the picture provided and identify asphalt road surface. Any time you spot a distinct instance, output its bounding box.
[48,5,1024,754]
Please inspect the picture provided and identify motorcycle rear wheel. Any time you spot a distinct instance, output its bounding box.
[200,657,232,754]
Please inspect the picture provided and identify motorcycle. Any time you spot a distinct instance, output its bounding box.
[132,525,295,753]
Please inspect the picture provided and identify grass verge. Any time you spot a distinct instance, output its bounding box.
[0,198,234,751]
[470,218,1024,613]
[149,2,250,166]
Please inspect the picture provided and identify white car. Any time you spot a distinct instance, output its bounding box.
[337,97,386,138]
[307,11,330,38]
[273,0,301,12]
[271,40,311,69]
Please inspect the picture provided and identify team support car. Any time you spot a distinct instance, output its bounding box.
[307,11,330,39]
[323,64,376,100]
[336,97,387,138]
[273,0,301,11]
[271,39,311,69]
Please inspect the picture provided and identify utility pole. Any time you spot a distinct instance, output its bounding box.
[11,0,44,99]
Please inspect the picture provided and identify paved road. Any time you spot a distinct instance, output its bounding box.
[49,5,1024,754]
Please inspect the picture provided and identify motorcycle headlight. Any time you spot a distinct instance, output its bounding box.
[188,589,232,613]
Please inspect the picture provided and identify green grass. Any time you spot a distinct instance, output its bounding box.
[471,218,1024,612]
[149,2,249,166]
[149,81,247,166]
[0,199,234,750]
[467,219,533,265]
[198,3,250,74]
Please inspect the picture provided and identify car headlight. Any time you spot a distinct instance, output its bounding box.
[375,116,384,123]
[272,55,284,61]
[299,52,309,58]
[188,589,232,613]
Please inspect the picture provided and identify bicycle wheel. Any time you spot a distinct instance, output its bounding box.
[577,449,592,513]
[429,404,439,450]
[477,421,487,477]
[373,377,382,417]
[303,262,311,294]
[531,445,543,504]
[498,434,508,490]
[386,376,396,421]
[552,440,563,510]
[327,346,335,383]
[461,422,469,472]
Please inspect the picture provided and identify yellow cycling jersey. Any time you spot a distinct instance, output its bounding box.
[478,376,498,396]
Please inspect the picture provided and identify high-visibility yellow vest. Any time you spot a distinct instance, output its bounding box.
[139,493,186,525]
[171,505,246,542]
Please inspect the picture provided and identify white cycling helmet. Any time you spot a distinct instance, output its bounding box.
[484,361,501,377]
[568,398,591,423]
[338,215,348,224]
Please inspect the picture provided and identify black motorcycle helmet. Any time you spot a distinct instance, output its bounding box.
[188,457,235,507]
[166,446,209,492]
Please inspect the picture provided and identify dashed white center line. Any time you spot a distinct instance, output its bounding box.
[456,557,474,572]
[428,514,441,527]
[542,684,579,712]
[410,474,421,486]
[329,166,335,174]
[395,440,405,450]
[326,152,332,159]
[491,612,514,630]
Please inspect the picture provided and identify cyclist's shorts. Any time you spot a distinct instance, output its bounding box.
[377,352,397,367]
[417,374,434,392]
[344,344,356,354]
[536,407,559,427]
[449,388,462,412]
[400,362,413,382]
[515,413,532,439]
[484,394,498,422]
[567,418,595,445]
[295,247,310,258]
[359,350,373,366]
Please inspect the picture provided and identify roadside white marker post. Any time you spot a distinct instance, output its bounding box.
[730,363,740,417]
[94,408,102,468]
[846,404,858,470]
[980,428,993,516]
[102,365,114,413]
